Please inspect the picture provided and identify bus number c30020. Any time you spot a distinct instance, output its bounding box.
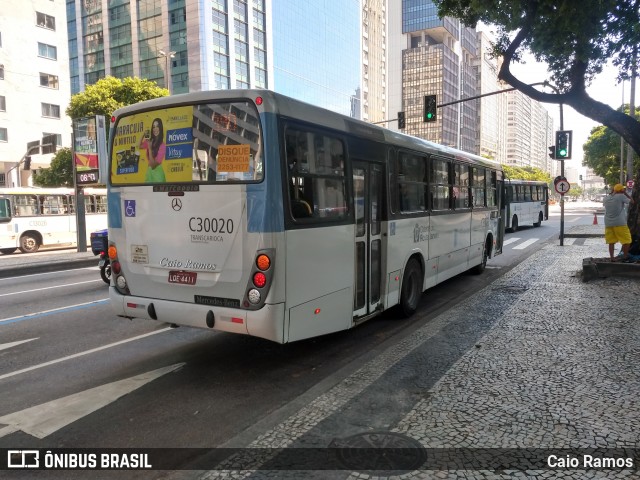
[188,217,234,234]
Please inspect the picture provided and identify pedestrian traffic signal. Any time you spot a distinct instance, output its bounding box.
[555,130,572,159]
[398,111,406,129]
[548,146,556,159]
[424,95,437,122]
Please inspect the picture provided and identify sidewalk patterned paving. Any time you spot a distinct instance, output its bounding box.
[198,240,640,480]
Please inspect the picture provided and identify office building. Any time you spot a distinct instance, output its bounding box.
[389,0,477,151]
[68,0,362,118]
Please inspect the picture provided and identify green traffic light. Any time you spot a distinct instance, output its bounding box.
[558,148,567,157]
[427,113,433,119]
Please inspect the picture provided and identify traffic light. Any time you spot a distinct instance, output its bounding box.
[579,174,583,180]
[424,95,437,122]
[548,146,556,159]
[398,111,406,129]
[555,130,572,159]
[23,156,32,170]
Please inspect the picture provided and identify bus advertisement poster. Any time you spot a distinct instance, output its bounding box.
[111,106,193,184]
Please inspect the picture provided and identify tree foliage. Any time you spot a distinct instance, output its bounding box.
[66,76,169,120]
[583,105,640,186]
[33,148,74,187]
[503,165,552,183]
[435,0,640,235]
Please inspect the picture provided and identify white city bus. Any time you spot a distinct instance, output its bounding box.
[504,180,549,231]
[0,187,107,254]
[106,90,505,343]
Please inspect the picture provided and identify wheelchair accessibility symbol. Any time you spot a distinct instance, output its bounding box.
[125,200,136,217]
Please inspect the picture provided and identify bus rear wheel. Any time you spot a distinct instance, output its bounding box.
[533,212,543,227]
[471,238,490,275]
[1,248,17,255]
[399,258,422,318]
[19,234,40,254]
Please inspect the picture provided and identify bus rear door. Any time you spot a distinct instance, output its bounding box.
[353,161,384,320]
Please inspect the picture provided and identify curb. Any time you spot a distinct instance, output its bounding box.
[582,257,640,282]
[0,258,98,279]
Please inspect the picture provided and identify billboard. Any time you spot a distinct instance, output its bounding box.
[110,106,193,184]
[73,116,104,185]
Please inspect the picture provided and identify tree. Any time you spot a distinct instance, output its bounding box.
[33,148,74,187]
[583,105,640,186]
[503,165,552,183]
[435,0,640,235]
[66,76,169,120]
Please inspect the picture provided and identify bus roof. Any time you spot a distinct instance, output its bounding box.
[112,89,502,171]
[504,179,549,186]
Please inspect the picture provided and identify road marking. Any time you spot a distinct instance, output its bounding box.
[513,238,539,250]
[0,280,102,297]
[503,237,521,246]
[0,328,172,381]
[0,299,110,326]
[0,266,95,281]
[0,338,38,352]
[0,363,185,439]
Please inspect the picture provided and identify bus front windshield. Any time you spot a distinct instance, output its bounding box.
[110,100,263,186]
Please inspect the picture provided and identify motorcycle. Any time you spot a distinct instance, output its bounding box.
[90,229,111,285]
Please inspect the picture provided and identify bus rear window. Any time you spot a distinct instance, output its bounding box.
[110,101,263,185]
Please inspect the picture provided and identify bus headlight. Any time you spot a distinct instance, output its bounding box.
[247,289,261,304]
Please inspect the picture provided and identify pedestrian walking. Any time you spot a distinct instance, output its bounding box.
[603,184,634,261]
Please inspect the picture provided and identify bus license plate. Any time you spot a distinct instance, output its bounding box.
[168,271,197,285]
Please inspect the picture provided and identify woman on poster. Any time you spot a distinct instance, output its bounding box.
[139,118,166,182]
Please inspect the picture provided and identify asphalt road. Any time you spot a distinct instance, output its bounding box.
[0,202,599,478]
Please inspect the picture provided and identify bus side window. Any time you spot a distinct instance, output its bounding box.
[0,198,10,222]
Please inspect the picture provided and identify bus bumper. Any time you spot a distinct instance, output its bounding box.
[109,288,286,343]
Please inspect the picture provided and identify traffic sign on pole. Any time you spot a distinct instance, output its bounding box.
[554,180,571,195]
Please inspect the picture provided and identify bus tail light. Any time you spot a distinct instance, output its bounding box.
[109,242,130,295]
[243,249,275,310]
[253,272,266,288]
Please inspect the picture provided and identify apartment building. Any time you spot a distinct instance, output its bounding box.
[0,0,72,187]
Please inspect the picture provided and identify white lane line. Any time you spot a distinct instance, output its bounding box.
[0,328,172,381]
[503,237,521,246]
[0,280,102,297]
[0,338,38,352]
[0,267,95,281]
[0,363,185,439]
[0,299,109,325]
[513,238,539,250]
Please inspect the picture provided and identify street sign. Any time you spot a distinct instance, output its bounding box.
[627,180,634,189]
[555,180,571,195]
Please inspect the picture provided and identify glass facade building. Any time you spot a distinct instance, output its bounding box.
[67,0,362,118]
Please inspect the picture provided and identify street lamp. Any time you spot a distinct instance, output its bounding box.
[158,49,176,94]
